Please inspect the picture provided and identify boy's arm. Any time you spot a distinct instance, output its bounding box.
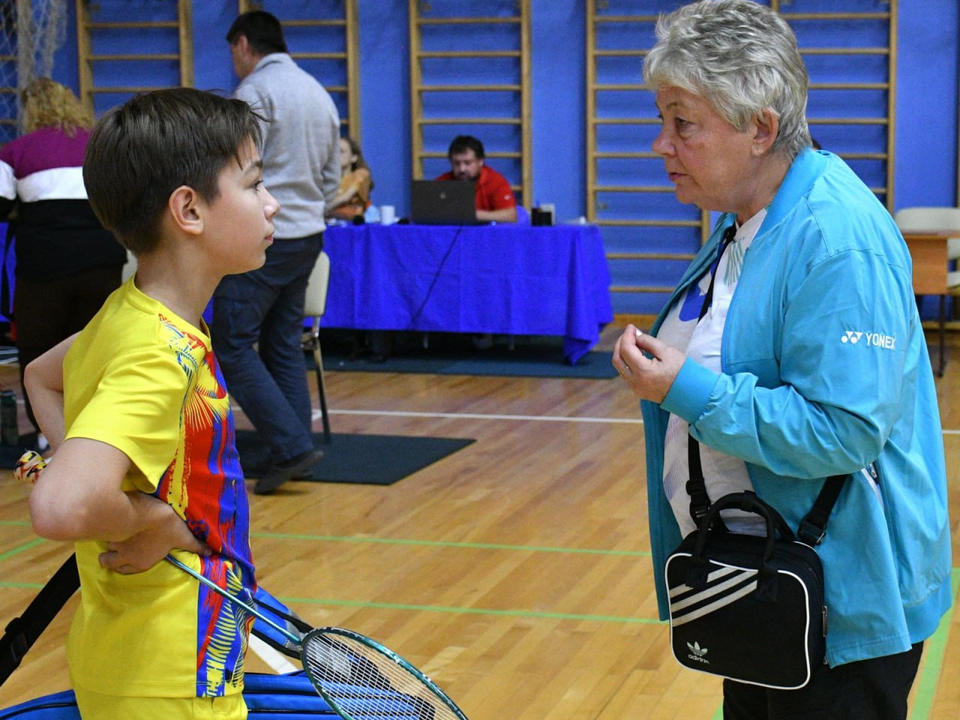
[22,333,76,451]
[29,438,210,573]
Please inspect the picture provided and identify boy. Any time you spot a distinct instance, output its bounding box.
[25,87,279,719]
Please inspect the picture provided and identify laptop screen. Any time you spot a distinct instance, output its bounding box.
[409,180,482,225]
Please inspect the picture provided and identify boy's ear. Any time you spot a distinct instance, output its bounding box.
[167,185,204,236]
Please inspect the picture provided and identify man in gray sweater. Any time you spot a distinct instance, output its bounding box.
[215,10,340,494]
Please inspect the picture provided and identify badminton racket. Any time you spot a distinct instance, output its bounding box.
[17,451,469,720]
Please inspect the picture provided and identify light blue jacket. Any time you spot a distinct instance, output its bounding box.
[641,149,952,667]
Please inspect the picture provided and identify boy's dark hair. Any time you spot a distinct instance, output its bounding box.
[447,135,485,159]
[226,11,288,56]
[83,87,263,254]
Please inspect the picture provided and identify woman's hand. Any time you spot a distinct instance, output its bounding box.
[613,324,686,403]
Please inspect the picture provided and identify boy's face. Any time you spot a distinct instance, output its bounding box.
[203,138,278,274]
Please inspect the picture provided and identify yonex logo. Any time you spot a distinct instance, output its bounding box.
[841,331,896,350]
[686,642,709,664]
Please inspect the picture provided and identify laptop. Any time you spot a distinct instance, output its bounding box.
[409,179,482,225]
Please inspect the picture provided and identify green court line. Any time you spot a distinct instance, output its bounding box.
[0,538,45,563]
[0,581,45,590]
[1,525,955,694]
[277,594,663,624]
[0,525,650,560]
[0,580,664,624]
[251,531,651,557]
[709,568,960,720]
[908,567,959,720]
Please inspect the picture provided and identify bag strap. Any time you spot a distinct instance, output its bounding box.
[696,223,737,322]
[0,553,79,687]
[686,435,846,546]
[686,435,726,531]
[797,473,847,546]
[0,551,312,680]
[684,221,737,530]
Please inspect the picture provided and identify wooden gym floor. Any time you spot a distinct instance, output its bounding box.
[0,324,957,718]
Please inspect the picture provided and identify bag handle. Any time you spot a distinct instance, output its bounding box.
[693,490,796,571]
[686,436,847,546]
[693,491,793,559]
[686,491,790,597]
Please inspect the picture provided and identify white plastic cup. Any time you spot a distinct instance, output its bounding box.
[380,205,396,225]
[540,203,555,226]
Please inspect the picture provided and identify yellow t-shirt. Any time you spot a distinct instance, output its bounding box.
[62,278,255,698]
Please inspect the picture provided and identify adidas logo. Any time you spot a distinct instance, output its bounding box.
[841,331,896,350]
[686,641,709,664]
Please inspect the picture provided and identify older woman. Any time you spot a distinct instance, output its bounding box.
[613,2,950,718]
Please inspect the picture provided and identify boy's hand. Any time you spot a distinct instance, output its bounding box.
[19,450,212,574]
[99,493,212,574]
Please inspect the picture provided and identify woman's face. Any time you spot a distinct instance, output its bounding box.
[339,138,357,171]
[652,85,762,218]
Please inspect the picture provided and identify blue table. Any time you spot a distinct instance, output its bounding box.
[321,223,612,364]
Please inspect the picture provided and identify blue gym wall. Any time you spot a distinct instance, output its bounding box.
[44,0,959,316]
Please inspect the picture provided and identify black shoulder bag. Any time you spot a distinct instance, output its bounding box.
[664,436,846,689]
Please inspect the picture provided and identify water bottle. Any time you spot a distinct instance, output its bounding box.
[0,389,17,446]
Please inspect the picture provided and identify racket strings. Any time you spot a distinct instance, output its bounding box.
[303,633,460,720]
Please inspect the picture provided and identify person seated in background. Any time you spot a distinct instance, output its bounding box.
[435,135,517,224]
[327,136,373,221]
[321,136,390,359]
[0,78,127,452]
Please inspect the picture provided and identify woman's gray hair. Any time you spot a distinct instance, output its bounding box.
[643,0,812,159]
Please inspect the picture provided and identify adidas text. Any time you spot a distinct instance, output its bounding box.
[686,641,710,664]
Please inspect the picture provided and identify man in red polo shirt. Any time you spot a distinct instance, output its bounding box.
[435,135,518,223]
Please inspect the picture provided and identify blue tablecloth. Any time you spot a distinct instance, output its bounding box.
[322,223,613,364]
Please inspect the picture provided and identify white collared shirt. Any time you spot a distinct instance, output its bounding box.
[658,210,766,537]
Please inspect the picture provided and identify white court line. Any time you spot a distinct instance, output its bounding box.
[249,634,299,674]
[313,408,960,435]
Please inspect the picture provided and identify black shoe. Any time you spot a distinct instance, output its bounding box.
[254,448,324,495]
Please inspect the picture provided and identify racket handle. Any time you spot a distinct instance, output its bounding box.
[15,450,47,484]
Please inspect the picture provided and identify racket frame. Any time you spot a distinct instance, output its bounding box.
[21,451,469,720]
[167,555,469,720]
[300,626,470,720]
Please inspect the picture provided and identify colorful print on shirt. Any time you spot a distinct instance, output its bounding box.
[153,314,256,697]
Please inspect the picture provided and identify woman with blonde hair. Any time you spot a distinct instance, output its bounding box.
[0,78,126,450]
